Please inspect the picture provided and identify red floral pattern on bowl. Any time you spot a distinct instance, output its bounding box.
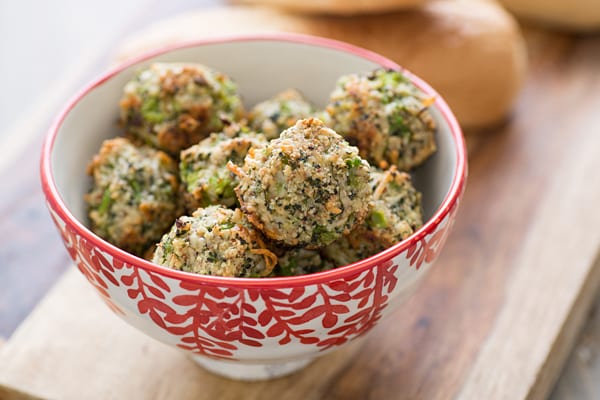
[41,35,467,380]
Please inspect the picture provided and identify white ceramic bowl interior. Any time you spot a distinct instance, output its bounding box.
[50,38,457,227]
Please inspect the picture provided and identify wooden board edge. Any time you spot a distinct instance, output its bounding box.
[529,250,600,399]
[456,117,600,400]
[0,333,45,400]
[0,282,64,400]
[455,249,600,400]
[0,386,45,400]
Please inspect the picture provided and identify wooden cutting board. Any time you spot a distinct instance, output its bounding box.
[1,17,600,400]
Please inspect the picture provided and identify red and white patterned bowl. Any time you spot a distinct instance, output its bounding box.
[40,35,467,380]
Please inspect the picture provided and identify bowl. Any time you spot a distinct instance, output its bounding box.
[40,34,467,381]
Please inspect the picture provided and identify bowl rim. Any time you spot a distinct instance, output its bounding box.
[40,33,467,289]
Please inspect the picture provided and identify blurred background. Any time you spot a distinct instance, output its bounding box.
[0,1,142,131]
[0,1,214,146]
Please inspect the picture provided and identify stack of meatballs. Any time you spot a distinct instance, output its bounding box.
[85,63,436,278]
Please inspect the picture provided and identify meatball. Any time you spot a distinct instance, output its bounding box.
[119,63,244,156]
[367,166,423,236]
[153,206,277,277]
[231,118,371,248]
[179,126,267,211]
[274,248,334,276]
[248,89,315,140]
[323,166,423,267]
[326,69,436,171]
[85,138,181,256]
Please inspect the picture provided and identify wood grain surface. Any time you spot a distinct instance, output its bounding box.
[552,292,600,400]
[1,7,600,400]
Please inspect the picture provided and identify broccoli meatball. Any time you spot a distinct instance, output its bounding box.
[231,118,371,249]
[153,206,277,277]
[85,137,181,256]
[119,63,244,156]
[274,248,335,276]
[326,69,436,171]
[323,166,423,267]
[249,89,315,140]
[368,166,423,235]
[180,126,267,211]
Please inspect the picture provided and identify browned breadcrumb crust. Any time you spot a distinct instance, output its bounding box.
[85,137,182,256]
[248,88,315,140]
[322,166,423,267]
[232,118,372,248]
[153,206,277,277]
[326,69,436,171]
[119,63,245,156]
[179,126,266,212]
